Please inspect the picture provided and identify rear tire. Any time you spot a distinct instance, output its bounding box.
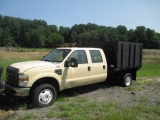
[120,73,132,87]
[32,84,57,107]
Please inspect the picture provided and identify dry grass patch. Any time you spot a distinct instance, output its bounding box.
[0,51,48,61]
[0,110,15,120]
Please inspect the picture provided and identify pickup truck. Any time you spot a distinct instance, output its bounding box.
[2,41,143,107]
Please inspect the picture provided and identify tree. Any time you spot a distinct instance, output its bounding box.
[48,25,58,33]
[134,26,147,44]
[0,28,14,46]
[116,25,128,41]
[108,27,119,41]
[89,30,99,42]
[98,26,109,43]
[70,31,77,43]
[27,26,47,48]
[128,29,135,42]
[59,26,70,43]
[77,32,90,46]
[46,33,64,48]
[146,29,160,49]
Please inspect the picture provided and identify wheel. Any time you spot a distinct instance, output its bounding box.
[120,73,132,87]
[32,84,57,107]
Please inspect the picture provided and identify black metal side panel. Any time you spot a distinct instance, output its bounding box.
[134,43,143,68]
[104,41,143,71]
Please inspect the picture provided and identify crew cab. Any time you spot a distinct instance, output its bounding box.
[3,41,143,107]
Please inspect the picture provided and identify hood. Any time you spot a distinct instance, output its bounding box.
[10,61,59,73]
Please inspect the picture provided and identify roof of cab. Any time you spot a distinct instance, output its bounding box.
[56,47,102,51]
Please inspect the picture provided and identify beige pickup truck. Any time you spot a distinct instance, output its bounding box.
[4,41,143,107]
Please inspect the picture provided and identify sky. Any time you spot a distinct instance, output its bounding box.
[0,0,160,33]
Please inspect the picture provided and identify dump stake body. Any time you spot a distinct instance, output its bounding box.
[104,41,143,71]
[3,41,142,107]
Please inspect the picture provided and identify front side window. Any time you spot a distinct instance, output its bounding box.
[68,50,88,64]
[42,49,71,62]
[90,50,103,63]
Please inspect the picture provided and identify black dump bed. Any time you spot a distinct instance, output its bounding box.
[103,41,143,71]
[82,41,143,71]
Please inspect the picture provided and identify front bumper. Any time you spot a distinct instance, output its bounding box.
[4,84,30,97]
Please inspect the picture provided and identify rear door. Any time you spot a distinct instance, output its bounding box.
[87,49,107,83]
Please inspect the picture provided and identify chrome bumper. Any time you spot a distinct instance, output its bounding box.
[4,84,30,97]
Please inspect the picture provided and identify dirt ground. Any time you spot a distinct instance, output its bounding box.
[0,76,159,119]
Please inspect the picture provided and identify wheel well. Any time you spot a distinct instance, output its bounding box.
[29,77,60,96]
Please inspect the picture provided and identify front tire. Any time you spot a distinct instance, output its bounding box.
[32,84,57,107]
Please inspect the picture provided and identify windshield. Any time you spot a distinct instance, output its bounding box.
[42,49,71,62]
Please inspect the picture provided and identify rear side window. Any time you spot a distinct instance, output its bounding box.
[90,50,103,63]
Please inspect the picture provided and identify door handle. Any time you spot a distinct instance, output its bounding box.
[103,65,105,69]
[88,66,91,71]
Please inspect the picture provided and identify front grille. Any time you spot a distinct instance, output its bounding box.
[6,66,19,86]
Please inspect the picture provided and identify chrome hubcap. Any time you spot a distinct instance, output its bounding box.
[39,89,53,104]
[125,76,131,86]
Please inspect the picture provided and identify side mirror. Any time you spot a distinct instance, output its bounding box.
[70,58,78,67]
[64,58,78,67]
[64,61,70,67]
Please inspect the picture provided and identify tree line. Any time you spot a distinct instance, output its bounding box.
[0,15,159,49]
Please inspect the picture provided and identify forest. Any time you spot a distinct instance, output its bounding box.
[0,15,160,49]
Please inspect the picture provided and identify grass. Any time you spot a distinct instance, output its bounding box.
[46,97,160,120]
[137,62,160,77]
[0,51,48,80]
[46,97,119,119]
[125,76,157,92]
[19,113,34,120]
[56,94,70,102]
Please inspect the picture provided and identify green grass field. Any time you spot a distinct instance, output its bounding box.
[137,62,160,77]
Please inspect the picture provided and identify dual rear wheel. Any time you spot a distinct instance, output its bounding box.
[119,73,132,87]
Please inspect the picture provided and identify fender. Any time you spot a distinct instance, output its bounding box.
[26,71,61,88]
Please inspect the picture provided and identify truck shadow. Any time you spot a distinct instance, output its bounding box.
[0,80,116,111]
[59,80,115,97]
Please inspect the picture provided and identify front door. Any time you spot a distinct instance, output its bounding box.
[62,50,90,89]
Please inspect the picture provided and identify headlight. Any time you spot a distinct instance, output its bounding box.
[19,74,29,87]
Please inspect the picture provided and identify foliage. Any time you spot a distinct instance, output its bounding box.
[0,15,160,48]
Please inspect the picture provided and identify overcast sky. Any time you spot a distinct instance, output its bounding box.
[0,0,160,33]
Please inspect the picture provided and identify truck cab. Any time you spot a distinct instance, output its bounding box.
[4,47,108,107]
